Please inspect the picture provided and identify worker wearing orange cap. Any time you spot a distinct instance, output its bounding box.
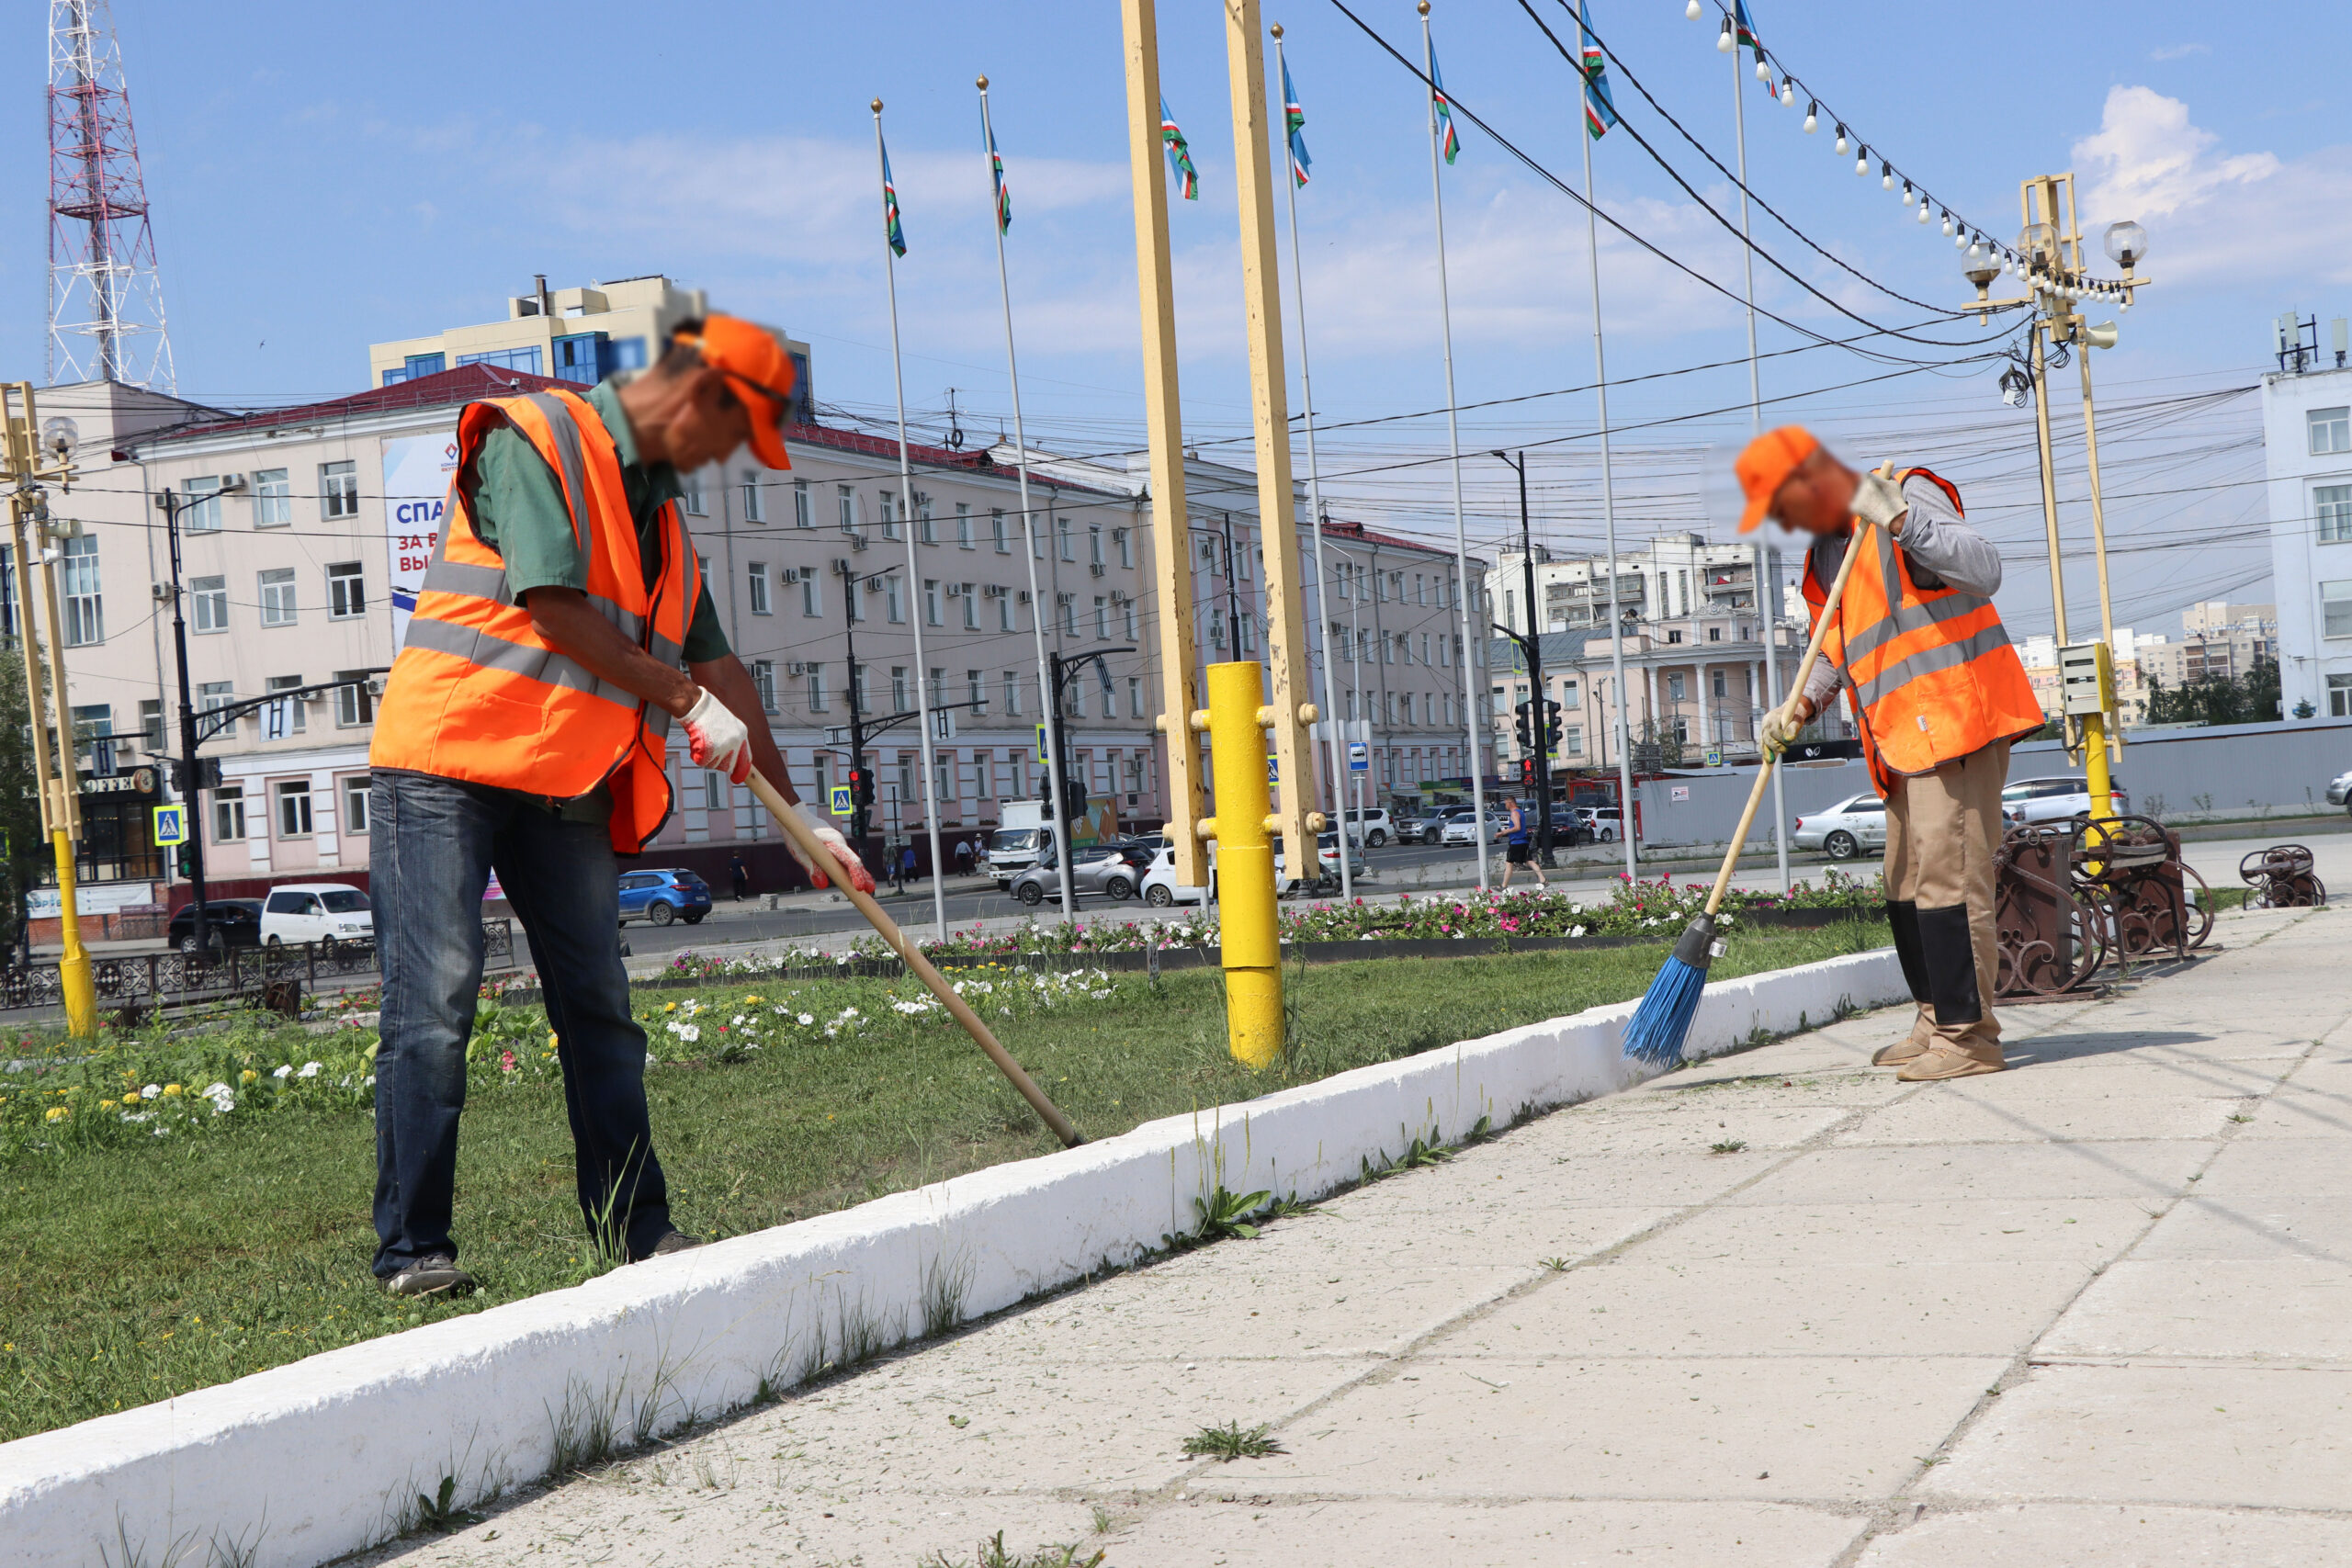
[367,315,872,1298]
[1736,427,2041,1080]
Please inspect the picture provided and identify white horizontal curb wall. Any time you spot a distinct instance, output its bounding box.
[0,947,1903,1568]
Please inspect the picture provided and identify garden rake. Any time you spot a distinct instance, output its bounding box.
[1620,481,1871,1066]
[748,768,1084,1147]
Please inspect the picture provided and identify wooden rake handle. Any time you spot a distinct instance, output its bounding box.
[1702,492,1874,917]
[746,768,1084,1148]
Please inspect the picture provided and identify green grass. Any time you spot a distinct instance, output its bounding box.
[0,921,1880,1444]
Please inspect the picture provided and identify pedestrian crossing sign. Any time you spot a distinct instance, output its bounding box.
[828,784,854,817]
[152,804,187,846]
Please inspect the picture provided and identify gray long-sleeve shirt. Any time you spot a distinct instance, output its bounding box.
[1802,475,2005,712]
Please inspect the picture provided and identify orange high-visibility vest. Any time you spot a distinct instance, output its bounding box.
[1800,468,2042,791]
[369,389,699,852]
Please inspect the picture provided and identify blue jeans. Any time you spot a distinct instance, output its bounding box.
[370,771,671,1277]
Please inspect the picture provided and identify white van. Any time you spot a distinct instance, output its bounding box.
[261,883,374,949]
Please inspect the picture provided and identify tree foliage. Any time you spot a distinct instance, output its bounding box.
[2141,658,2284,728]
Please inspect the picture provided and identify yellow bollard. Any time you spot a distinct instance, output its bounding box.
[1204,660,1283,1067]
[51,826,96,1039]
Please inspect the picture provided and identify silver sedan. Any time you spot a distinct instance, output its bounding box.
[1007,845,1141,906]
[1791,793,1888,861]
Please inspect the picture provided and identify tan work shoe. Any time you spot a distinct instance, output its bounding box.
[1896,1048,2005,1081]
[1872,1037,1930,1066]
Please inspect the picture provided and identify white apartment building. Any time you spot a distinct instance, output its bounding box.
[1017,445,1496,813]
[2261,333,2352,716]
[94,354,1160,899]
[1488,532,1774,639]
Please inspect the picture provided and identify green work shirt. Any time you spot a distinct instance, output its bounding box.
[458,380,727,822]
[465,379,729,662]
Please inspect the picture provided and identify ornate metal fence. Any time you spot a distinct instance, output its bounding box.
[0,919,513,1014]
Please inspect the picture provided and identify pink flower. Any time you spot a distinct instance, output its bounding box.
[498,1049,517,1073]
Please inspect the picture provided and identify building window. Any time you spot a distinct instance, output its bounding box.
[962,588,979,631]
[1667,672,1686,701]
[2318,484,2352,545]
[793,479,812,527]
[879,491,902,541]
[1566,724,1585,756]
[1209,607,1226,651]
[276,779,313,839]
[458,345,542,376]
[916,493,935,545]
[1712,669,1728,698]
[253,468,291,527]
[213,785,245,842]
[139,698,164,750]
[1093,596,1109,638]
[885,576,905,623]
[2330,674,2352,717]
[1058,593,1077,636]
[852,663,870,715]
[703,770,726,812]
[992,509,1010,553]
[748,562,772,615]
[1128,675,1145,718]
[320,460,359,520]
[891,667,910,713]
[198,680,234,716]
[2311,406,2351,457]
[1123,600,1138,641]
[967,669,986,709]
[750,659,777,713]
[1089,524,1104,566]
[182,476,223,532]
[1114,527,1133,569]
[807,665,828,711]
[681,471,707,516]
[327,562,365,619]
[2324,580,2352,639]
[192,573,232,634]
[343,775,370,835]
[956,502,973,548]
[1003,670,1023,716]
[1057,516,1074,561]
[259,568,298,627]
[741,470,765,523]
[264,674,307,737]
[801,570,821,617]
[999,591,1016,633]
[61,536,102,645]
[924,579,942,626]
[838,484,857,532]
[1707,626,1723,642]
[334,668,374,728]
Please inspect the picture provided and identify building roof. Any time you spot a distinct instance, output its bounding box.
[1318,516,1482,561]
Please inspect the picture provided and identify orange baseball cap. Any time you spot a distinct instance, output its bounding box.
[1735,424,1818,533]
[674,314,797,471]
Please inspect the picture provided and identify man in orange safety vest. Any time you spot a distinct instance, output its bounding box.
[367,315,873,1298]
[1737,427,2044,1081]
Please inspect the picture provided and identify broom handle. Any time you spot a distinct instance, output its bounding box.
[1702,491,1874,917]
[746,768,1084,1148]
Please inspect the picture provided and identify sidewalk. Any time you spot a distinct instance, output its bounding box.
[357,900,2347,1566]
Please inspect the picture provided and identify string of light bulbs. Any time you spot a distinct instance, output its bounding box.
[1681,0,2141,309]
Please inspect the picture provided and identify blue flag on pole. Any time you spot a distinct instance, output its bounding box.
[1282,55,1312,186]
[880,141,907,256]
[1430,48,1462,164]
[1579,2,1620,140]
[989,129,1012,234]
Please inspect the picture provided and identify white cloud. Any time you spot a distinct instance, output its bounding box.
[2148,42,2211,61]
[2073,85,2352,287]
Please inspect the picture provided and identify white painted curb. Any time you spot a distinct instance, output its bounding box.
[0,947,1902,1568]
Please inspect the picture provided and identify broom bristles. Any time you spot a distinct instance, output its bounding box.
[1621,914,1719,1066]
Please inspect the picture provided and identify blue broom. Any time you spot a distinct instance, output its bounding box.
[1623,510,1866,1066]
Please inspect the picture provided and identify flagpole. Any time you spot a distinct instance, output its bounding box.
[1271,26,1350,902]
[872,100,949,942]
[1730,18,1791,892]
[1571,0,1639,878]
[978,76,1078,925]
[1418,1,1488,894]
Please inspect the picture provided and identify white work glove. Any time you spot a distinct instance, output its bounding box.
[681,687,752,784]
[788,801,875,896]
[1758,695,1812,760]
[1849,466,1908,530]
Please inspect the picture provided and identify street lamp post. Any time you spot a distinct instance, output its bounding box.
[1491,450,1556,867]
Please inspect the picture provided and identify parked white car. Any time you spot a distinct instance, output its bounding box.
[1575,805,1627,843]
[261,883,374,948]
[1440,809,1507,846]
[2001,775,2132,824]
[1792,794,1888,860]
[2328,766,2351,814]
[1339,807,1395,848]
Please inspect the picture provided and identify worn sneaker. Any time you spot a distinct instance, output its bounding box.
[630,1229,705,1264]
[384,1255,478,1299]
[1896,1048,2005,1081]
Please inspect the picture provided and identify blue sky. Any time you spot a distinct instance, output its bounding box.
[8,0,2346,641]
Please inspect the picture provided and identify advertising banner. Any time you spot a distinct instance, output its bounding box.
[380,431,460,649]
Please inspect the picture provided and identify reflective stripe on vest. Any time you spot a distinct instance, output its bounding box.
[1803,467,2042,784]
[369,387,697,852]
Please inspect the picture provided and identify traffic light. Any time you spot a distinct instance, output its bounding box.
[846,767,876,809]
[1543,699,1564,754]
[1513,700,1532,751]
[175,843,196,878]
[1520,756,1537,788]
[167,757,221,792]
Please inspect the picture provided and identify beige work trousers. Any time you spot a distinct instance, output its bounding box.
[1883,739,2008,1064]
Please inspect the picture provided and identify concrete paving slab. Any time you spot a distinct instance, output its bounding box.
[1599,1066,1911,1111]
[1516,1103,1853,1156]
[2041,1258,2352,1362]
[1445,1259,2091,1358]
[2122,1194,2352,1262]
[2186,1135,2352,1197]
[1657,1197,2156,1267]
[1829,1093,2247,1145]
[1718,1140,2213,1206]
[1110,1496,1867,1567]
[1926,1363,2352,1511]
[1237,1201,1675,1276]
[1854,1503,2352,1568]
[1361,1142,1787,1212]
[1231,1354,2007,1504]
[2232,1082,2352,1138]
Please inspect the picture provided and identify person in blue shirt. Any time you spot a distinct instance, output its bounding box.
[1500,796,1548,891]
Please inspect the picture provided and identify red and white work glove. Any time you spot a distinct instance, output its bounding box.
[787,801,875,895]
[681,688,752,784]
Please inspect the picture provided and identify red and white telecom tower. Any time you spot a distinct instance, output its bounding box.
[47,0,174,391]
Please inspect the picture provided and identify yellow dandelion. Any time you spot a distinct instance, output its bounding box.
[44,1106,68,1122]
[120,1089,141,1104]
[663,1002,677,1012]
[163,1083,183,1097]
[99,1099,117,1110]
[240,1069,258,1085]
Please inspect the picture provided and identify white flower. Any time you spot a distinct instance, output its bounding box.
[144,1083,163,1097]
[298,1062,322,1078]
[1571,925,1587,938]
[200,1082,234,1113]
[797,1013,815,1026]
[730,1013,748,1026]
[667,1022,701,1043]
[272,1065,292,1079]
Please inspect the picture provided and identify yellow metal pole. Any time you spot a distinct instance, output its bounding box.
[5,487,96,1038]
[1204,660,1282,1067]
[1119,0,1209,888]
[29,524,95,1036]
[1220,0,1320,858]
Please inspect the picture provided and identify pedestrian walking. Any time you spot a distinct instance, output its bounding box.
[1742,427,2042,1079]
[900,843,920,888]
[889,843,909,896]
[954,836,975,876]
[1499,796,1547,890]
[728,852,750,902]
[366,315,871,1299]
